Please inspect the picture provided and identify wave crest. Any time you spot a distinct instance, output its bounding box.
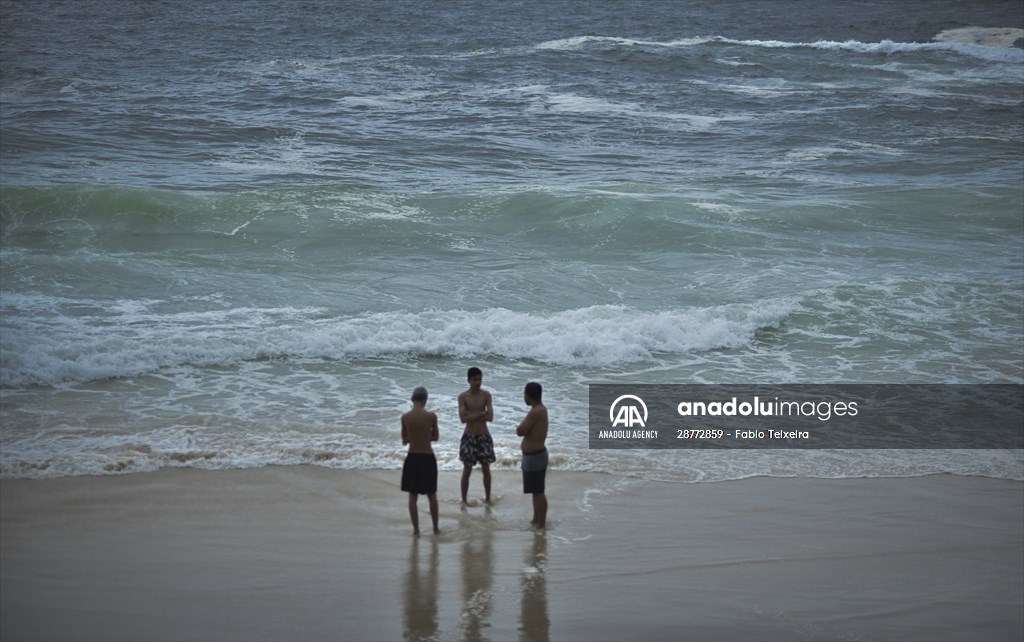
[533,33,1024,63]
[0,302,793,386]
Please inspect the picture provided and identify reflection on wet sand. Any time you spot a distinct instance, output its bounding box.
[403,537,439,641]
[460,523,495,641]
[401,515,552,641]
[520,532,550,642]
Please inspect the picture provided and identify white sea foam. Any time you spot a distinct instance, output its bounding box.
[690,201,749,216]
[780,142,902,163]
[755,36,1023,63]
[525,88,745,129]
[0,298,793,387]
[688,78,793,99]
[534,34,1024,64]
[534,35,715,51]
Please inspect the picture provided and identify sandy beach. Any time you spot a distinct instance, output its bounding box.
[2,467,1022,642]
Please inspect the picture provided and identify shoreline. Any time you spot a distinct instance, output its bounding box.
[3,466,1022,641]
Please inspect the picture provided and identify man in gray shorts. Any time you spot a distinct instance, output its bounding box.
[516,381,548,529]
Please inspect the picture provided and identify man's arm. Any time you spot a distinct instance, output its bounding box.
[431,413,439,442]
[401,416,409,445]
[459,392,490,423]
[516,407,537,437]
[483,391,494,422]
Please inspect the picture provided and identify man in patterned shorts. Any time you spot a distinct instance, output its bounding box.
[458,367,496,505]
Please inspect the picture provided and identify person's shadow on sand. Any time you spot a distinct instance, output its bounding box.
[403,537,440,641]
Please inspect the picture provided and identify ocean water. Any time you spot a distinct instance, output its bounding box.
[2,0,1022,481]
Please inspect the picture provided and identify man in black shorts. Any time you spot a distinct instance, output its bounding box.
[516,381,548,529]
[458,367,496,506]
[401,386,439,536]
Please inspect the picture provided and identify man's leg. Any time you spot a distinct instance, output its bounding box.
[532,493,547,529]
[461,464,472,505]
[408,493,420,536]
[481,462,492,504]
[427,493,440,534]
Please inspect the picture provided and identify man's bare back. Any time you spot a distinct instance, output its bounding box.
[400,387,440,536]
[402,406,439,454]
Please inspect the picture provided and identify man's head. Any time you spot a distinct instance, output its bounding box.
[524,381,542,404]
[467,367,483,390]
[411,386,428,404]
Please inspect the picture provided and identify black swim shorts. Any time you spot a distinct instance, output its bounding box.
[401,452,438,495]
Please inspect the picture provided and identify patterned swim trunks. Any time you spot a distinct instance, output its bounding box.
[459,433,496,466]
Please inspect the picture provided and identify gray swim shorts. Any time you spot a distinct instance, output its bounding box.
[521,447,548,494]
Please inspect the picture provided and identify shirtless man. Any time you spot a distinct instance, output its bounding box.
[401,386,440,536]
[516,381,548,529]
[458,367,495,506]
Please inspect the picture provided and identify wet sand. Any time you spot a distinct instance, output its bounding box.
[2,467,1022,641]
